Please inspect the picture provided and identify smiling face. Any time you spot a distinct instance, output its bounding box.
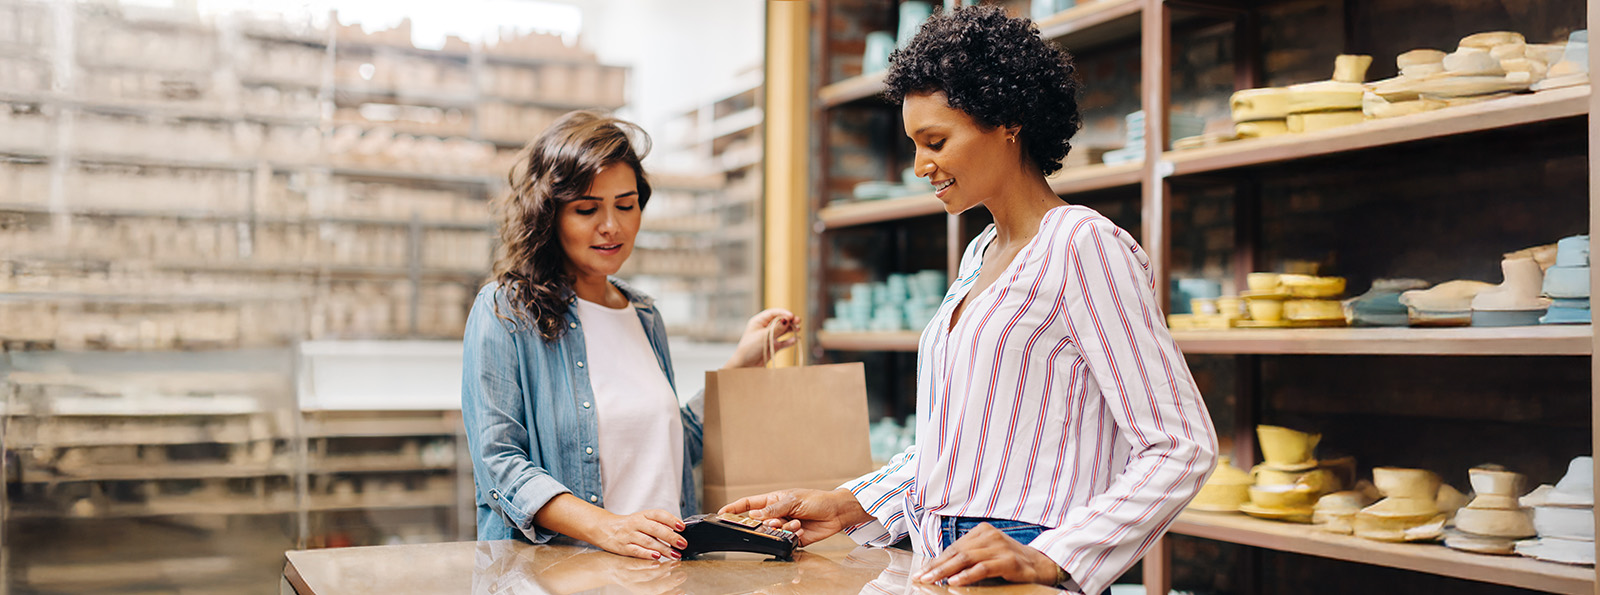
[903,91,1021,215]
[558,163,642,282]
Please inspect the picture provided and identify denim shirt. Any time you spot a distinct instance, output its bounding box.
[461,279,703,543]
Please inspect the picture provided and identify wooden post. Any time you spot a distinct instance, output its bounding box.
[1144,535,1174,595]
[764,0,811,367]
[1140,0,1172,315]
[1587,0,1599,587]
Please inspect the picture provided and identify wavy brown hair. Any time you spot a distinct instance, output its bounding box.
[490,110,653,341]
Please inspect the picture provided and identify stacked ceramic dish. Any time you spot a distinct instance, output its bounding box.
[1188,455,1254,512]
[1542,235,1590,324]
[1239,425,1342,523]
[1400,280,1494,326]
[1530,30,1588,92]
[1238,273,1347,328]
[822,270,947,333]
[1285,55,1371,133]
[1368,30,1583,118]
[1314,481,1379,535]
[1102,111,1204,166]
[1470,256,1551,326]
[1230,87,1291,139]
[1353,467,1467,543]
[1445,467,1537,555]
[1345,279,1429,326]
[1515,456,1596,566]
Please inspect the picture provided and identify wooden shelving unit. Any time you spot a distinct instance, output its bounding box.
[1173,512,1595,595]
[802,0,1598,593]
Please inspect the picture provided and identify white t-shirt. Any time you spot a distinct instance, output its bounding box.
[574,297,684,516]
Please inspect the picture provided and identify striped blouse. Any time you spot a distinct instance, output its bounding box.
[841,205,1218,595]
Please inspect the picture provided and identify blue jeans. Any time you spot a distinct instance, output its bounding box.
[939,516,1049,548]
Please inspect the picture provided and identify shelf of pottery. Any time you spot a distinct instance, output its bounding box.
[1179,425,1596,594]
[800,0,1597,593]
[0,1,631,349]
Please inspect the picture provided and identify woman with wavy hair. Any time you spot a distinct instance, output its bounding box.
[722,6,1215,593]
[462,110,799,561]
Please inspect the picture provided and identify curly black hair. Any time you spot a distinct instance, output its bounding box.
[884,4,1082,176]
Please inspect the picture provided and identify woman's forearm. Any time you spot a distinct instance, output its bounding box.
[533,493,611,544]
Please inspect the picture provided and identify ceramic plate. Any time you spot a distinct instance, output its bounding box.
[1444,530,1515,555]
[1239,502,1313,523]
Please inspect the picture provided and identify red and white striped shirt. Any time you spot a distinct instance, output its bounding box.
[842,205,1217,595]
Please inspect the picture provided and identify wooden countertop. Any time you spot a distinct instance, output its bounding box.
[283,536,1066,594]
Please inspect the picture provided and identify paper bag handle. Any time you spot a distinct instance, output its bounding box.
[763,321,806,368]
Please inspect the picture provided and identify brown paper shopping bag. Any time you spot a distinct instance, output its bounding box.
[700,328,876,511]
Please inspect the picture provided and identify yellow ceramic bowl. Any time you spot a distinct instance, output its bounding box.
[1190,483,1250,512]
[1454,507,1535,538]
[1244,295,1286,322]
[1230,87,1292,121]
[1284,299,1345,321]
[1278,275,1347,298]
[1250,484,1320,509]
[1257,425,1321,469]
[1246,272,1282,292]
[1372,467,1441,500]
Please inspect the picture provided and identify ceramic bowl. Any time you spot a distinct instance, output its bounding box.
[1190,297,1219,315]
[1516,537,1597,566]
[1243,295,1285,322]
[1246,272,1282,292]
[1279,275,1347,298]
[1284,299,1344,321]
[1254,466,1339,494]
[1443,530,1516,555]
[1360,496,1440,520]
[1533,506,1596,541]
[1191,483,1250,512]
[1554,456,1594,495]
[1230,87,1293,122]
[1316,490,1376,513]
[1257,425,1320,469]
[1313,509,1356,534]
[1455,507,1536,538]
[1216,296,1245,319]
[1372,467,1441,500]
[1354,510,1446,543]
[1469,468,1525,497]
[1250,484,1320,509]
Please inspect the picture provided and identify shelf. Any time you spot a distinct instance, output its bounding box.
[1164,86,1590,177]
[1035,0,1143,51]
[1047,161,1142,195]
[1171,325,1592,356]
[817,194,946,230]
[12,498,295,520]
[304,417,461,439]
[816,330,921,351]
[20,462,291,483]
[1173,512,1594,595]
[324,165,499,187]
[312,456,453,474]
[818,70,888,109]
[307,488,455,512]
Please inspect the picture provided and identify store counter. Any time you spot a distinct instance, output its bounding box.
[281,536,1065,594]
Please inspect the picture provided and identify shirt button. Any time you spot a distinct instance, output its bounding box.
[589,495,598,503]
[491,492,498,500]
[585,447,594,455]
[569,322,577,329]
[582,401,591,409]
[577,361,585,368]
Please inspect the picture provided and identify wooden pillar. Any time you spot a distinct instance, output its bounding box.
[1587,0,1599,587]
[1140,0,1172,314]
[764,0,811,367]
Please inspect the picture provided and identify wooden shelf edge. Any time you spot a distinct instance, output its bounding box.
[1172,325,1592,356]
[1165,86,1591,176]
[1036,0,1143,49]
[817,194,947,229]
[1173,512,1594,595]
[816,330,921,351]
[819,71,888,108]
[1048,161,1142,195]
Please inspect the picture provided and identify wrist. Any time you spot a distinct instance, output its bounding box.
[830,488,875,527]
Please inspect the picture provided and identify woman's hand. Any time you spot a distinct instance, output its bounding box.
[719,488,871,546]
[915,523,1065,586]
[723,309,802,369]
[584,508,688,561]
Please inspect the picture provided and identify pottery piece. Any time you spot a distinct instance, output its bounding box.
[1230,88,1292,122]
[1363,92,1447,119]
[1469,468,1526,500]
[896,1,934,48]
[1554,235,1591,267]
[1555,456,1594,495]
[1371,74,1529,102]
[1401,62,1448,78]
[1216,296,1245,320]
[1254,466,1340,494]
[1543,267,1591,299]
[1372,467,1441,500]
[1313,509,1358,534]
[1516,536,1596,566]
[1332,54,1373,83]
[1490,42,1527,61]
[1443,47,1505,75]
[1314,490,1376,534]
[1190,297,1220,315]
[1287,110,1365,133]
[1472,309,1548,327]
[1257,425,1320,470]
[1279,275,1346,298]
[1455,507,1536,538]
[1190,456,1253,512]
[1472,257,1551,311]
[1234,120,1289,138]
[1459,31,1526,50]
[1239,502,1314,524]
[1246,272,1282,292]
[1542,306,1592,324]
[1437,483,1471,519]
[1445,530,1518,555]
[1471,494,1523,510]
[1401,280,1495,312]
[1287,81,1366,112]
[1284,299,1344,322]
[1355,508,1447,542]
[1397,48,1447,68]
[1522,484,1596,509]
[1250,483,1321,510]
[863,31,896,74]
[1243,293,1287,322]
[1500,58,1549,82]
[1531,506,1595,540]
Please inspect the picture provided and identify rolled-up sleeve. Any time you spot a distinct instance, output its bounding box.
[1029,221,1218,595]
[461,290,571,543]
[840,446,921,546]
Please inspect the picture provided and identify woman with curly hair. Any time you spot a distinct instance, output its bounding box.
[722,6,1216,592]
[462,110,800,561]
